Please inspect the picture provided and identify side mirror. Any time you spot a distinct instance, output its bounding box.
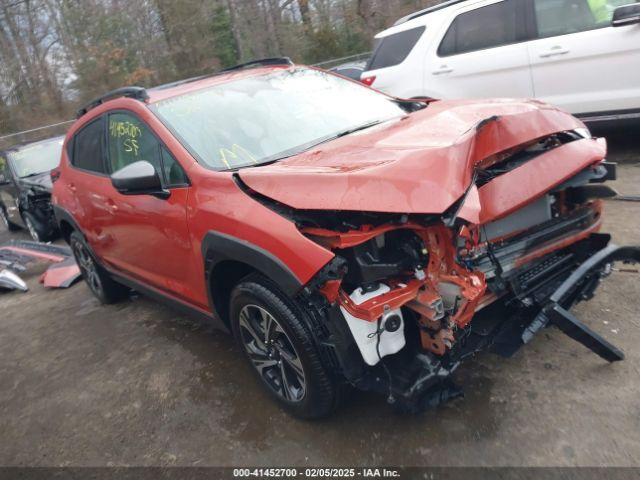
[0,173,7,185]
[110,161,169,199]
[612,3,640,27]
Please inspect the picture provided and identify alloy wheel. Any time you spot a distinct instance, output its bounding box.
[238,304,306,402]
[72,242,103,296]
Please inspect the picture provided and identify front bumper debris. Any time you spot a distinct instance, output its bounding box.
[339,236,639,413]
[523,243,640,362]
[0,269,28,292]
[0,240,82,289]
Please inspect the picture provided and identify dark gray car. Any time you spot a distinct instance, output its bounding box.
[0,136,63,241]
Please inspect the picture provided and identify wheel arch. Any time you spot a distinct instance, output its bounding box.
[52,205,85,244]
[58,219,75,243]
[202,231,303,327]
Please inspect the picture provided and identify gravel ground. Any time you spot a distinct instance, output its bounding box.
[0,132,638,467]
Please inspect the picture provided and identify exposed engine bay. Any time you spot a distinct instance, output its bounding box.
[236,120,640,413]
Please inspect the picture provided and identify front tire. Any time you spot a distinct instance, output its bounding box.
[70,231,129,304]
[230,274,338,419]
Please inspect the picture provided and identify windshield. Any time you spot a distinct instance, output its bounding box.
[151,68,408,170]
[8,138,63,178]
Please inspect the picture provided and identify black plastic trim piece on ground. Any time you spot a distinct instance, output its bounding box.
[523,240,640,361]
[546,303,624,362]
[550,243,640,304]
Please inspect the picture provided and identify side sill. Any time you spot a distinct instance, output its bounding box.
[52,205,227,331]
[109,270,228,332]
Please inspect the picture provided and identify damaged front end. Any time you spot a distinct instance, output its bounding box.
[236,103,640,412]
[18,175,58,238]
[291,182,638,412]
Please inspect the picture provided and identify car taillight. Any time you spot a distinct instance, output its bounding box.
[50,167,61,183]
[361,76,376,86]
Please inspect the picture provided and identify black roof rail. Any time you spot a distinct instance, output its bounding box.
[393,0,467,26]
[76,86,149,118]
[221,57,294,73]
[151,74,210,91]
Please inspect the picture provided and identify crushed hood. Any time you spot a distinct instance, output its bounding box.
[238,99,602,220]
[19,171,53,193]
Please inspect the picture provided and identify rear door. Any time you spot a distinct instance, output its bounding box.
[526,0,640,115]
[424,0,535,99]
[65,115,113,245]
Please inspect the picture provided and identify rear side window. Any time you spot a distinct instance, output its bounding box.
[367,26,425,70]
[534,0,632,38]
[71,118,106,174]
[438,0,525,56]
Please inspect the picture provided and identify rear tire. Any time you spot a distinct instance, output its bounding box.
[0,205,20,232]
[70,231,129,304]
[230,273,338,419]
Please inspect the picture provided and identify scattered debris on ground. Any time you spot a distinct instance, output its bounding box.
[0,240,80,291]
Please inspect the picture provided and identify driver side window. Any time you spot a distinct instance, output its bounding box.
[108,112,161,173]
[107,112,188,187]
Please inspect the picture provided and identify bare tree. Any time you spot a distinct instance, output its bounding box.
[0,0,444,138]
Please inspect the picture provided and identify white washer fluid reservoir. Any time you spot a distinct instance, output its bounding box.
[340,284,406,366]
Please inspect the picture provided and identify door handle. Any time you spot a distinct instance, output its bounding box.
[539,46,570,58]
[432,65,453,75]
[67,183,76,193]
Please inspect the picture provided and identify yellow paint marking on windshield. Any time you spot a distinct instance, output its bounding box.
[219,144,257,168]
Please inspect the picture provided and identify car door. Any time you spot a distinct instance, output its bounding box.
[96,110,196,301]
[424,0,535,99]
[526,0,640,115]
[0,154,24,228]
[64,115,114,245]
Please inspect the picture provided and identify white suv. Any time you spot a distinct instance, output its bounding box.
[362,0,640,122]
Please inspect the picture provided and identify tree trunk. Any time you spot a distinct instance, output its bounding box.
[225,0,244,60]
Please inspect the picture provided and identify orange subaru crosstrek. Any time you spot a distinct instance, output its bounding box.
[52,58,639,418]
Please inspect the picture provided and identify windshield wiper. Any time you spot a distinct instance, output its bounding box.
[235,119,393,170]
[333,119,389,139]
